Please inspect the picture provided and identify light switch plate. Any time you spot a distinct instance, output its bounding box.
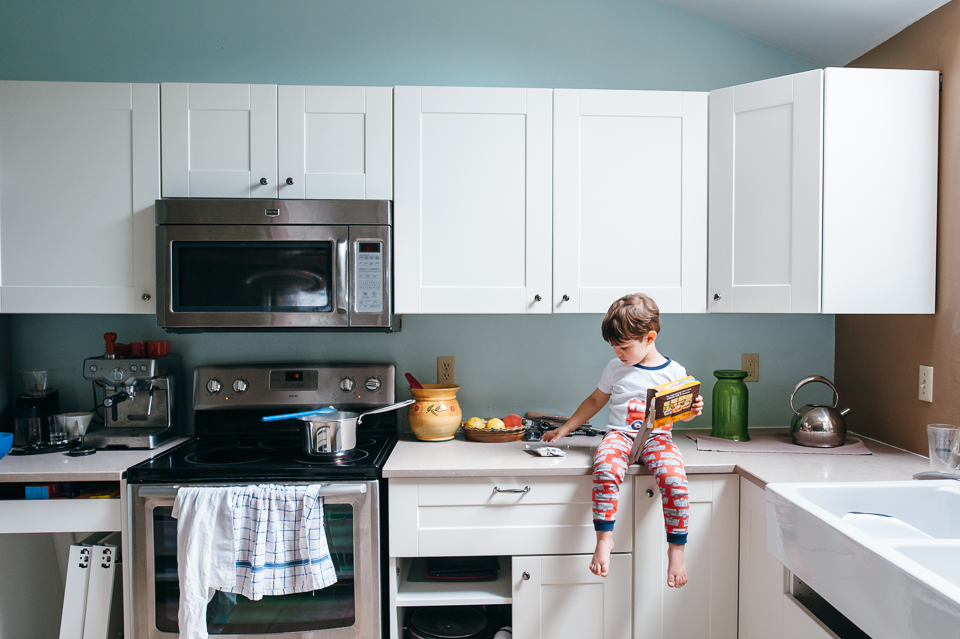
[919,365,933,402]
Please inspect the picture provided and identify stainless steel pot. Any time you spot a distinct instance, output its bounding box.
[297,399,414,457]
[790,375,851,448]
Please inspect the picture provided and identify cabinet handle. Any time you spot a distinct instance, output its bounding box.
[562,294,570,302]
[494,486,530,494]
[646,489,655,498]
[713,293,722,301]
[533,295,542,302]
[522,571,531,580]
[259,177,268,186]
[141,293,151,301]
[286,177,294,185]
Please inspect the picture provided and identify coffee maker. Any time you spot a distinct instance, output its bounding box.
[82,333,179,449]
[13,370,62,448]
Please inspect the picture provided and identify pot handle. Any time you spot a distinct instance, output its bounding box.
[356,399,416,427]
[790,376,839,415]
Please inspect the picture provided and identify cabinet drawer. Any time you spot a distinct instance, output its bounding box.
[389,476,633,557]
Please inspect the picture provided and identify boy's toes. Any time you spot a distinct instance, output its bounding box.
[667,574,676,588]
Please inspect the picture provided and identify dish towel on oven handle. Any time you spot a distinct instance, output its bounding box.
[172,486,239,639]
[225,484,338,601]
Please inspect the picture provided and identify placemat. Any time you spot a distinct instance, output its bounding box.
[686,431,872,455]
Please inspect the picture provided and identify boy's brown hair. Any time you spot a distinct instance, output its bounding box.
[601,293,661,344]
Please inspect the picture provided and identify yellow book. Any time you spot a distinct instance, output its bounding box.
[644,376,700,431]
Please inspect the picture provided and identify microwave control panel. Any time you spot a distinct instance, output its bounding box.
[355,242,383,313]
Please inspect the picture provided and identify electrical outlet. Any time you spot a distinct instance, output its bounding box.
[437,356,456,384]
[741,353,759,382]
[919,365,933,402]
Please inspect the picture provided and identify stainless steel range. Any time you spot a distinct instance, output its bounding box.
[127,363,400,639]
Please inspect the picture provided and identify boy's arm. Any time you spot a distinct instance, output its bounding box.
[541,388,610,442]
[680,395,705,422]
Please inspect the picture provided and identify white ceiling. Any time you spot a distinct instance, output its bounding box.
[655,0,952,65]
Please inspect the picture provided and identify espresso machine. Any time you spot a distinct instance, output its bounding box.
[82,333,180,449]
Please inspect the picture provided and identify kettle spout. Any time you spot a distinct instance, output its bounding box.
[840,407,852,417]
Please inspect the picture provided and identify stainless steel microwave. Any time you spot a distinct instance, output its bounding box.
[156,199,392,331]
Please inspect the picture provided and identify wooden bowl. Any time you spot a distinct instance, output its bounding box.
[461,418,531,443]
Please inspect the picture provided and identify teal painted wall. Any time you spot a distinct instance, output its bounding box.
[1,0,833,430]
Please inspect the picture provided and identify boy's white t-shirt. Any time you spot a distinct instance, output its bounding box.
[597,357,688,433]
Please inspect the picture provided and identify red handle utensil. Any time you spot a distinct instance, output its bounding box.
[405,373,424,389]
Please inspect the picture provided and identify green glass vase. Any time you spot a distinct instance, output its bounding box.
[712,370,750,441]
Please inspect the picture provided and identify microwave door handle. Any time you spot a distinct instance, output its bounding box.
[336,239,348,314]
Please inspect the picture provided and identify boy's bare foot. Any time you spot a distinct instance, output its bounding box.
[667,543,687,587]
[590,531,615,577]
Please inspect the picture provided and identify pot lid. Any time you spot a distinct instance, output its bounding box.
[409,606,487,638]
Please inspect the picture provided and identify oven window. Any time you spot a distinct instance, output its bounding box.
[153,504,357,634]
[172,241,334,312]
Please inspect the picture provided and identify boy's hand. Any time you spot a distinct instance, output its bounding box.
[682,395,704,421]
[540,427,565,443]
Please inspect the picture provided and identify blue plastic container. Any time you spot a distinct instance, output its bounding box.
[0,432,12,460]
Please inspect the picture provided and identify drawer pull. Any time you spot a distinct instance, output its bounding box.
[522,571,531,580]
[494,486,531,494]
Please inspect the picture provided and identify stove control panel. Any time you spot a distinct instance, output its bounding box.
[193,363,396,410]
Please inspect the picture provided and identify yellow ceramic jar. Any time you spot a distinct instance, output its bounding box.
[407,384,461,441]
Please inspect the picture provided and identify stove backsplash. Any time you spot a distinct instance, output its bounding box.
[7,312,835,432]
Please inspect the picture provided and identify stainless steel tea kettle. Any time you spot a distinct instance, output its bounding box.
[790,375,850,447]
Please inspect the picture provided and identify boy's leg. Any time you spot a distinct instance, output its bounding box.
[591,430,632,577]
[640,432,689,588]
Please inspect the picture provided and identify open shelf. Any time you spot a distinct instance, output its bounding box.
[395,556,513,607]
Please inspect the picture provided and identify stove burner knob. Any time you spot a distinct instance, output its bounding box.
[232,379,249,394]
[365,377,381,392]
[339,377,356,393]
[206,379,222,394]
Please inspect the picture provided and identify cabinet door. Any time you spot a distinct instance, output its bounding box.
[821,68,939,314]
[0,81,159,313]
[739,478,786,639]
[708,70,823,313]
[554,90,707,314]
[394,86,552,313]
[634,474,738,639]
[161,83,278,198]
[513,554,632,639]
[278,86,392,200]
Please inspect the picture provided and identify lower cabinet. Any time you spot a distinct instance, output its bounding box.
[739,477,788,639]
[634,474,739,639]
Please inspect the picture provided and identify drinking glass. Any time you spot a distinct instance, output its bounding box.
[926,424,960,473]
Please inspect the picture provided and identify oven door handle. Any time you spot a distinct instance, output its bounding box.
[137,483,368,498]
[336,238,349,315]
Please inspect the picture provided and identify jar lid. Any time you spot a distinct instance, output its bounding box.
[713,369,748,379]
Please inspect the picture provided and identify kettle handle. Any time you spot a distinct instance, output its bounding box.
[790,375,839,415]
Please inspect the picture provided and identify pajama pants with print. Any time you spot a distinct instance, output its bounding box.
[592,429,689,545]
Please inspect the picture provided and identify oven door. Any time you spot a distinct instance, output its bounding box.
[131,482,380,639]
[158,225,350,329]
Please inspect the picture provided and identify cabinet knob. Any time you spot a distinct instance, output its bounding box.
[646,489,655,498]
[286,177,294,185]
[534,295,542,302]
[713,293,722,301]
[522,571,531,581]
[259,177,268,186]
[562,294,570,302]
[141,293,151,301]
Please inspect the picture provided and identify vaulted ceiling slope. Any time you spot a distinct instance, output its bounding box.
[655,0,952,65]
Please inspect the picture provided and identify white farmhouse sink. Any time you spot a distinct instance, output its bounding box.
[767,480,960,639]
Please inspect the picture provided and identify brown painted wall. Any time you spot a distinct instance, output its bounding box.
[837,0,960,454]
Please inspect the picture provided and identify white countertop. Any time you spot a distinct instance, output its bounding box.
[383,428,929,486]
[0,438,189,482]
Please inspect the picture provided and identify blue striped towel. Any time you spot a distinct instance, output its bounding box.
[223,484,338,601]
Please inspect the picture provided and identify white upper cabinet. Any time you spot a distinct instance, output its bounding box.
[708,70,824,313]
[161,83,392,200]
[394,86,552,313]
[278,85,392,200]
[709,67,939,314]
[554,89,707,314]
[0,81,159,313]
[161,83,278,198]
